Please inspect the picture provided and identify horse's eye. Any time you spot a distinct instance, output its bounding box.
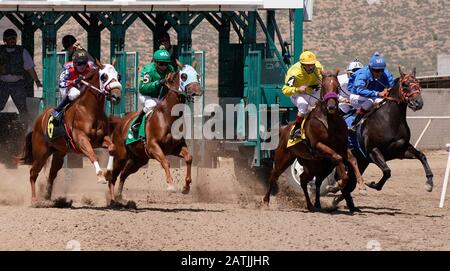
[117,74,121,82]
[180,73,188,82]
[100,73,108,83]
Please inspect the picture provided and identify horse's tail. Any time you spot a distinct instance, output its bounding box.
[17,132,33,165]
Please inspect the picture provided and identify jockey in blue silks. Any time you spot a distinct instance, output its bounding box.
[348,52,395,130]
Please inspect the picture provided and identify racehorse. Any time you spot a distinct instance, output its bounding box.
[263,70,363,212]
[18,59,122,203]
[105,63,202,203]
[333,67,433,207]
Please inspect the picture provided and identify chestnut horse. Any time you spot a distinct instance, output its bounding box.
[263,70,363,212]
[105,64,202,203]
[18,60,122,203]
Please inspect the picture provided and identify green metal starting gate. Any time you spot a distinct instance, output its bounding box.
[107,51,139,116]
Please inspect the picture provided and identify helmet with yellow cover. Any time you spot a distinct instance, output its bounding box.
[299,50,317,65]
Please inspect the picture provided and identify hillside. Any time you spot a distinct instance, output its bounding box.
[1,0,449,89]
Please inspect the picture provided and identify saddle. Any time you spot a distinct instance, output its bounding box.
[46,112,67,141]
[287,113,309,148]
[126,110,154,145]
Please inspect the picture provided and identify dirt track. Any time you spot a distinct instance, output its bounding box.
[0,150,449,251]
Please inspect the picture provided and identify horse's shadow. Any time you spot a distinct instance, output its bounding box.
[71,205,225,214]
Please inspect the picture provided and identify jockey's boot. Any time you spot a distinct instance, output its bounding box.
[289,115,303,140]
[52,96,71,122]
[131,110,146,134]
[349,108,366,132]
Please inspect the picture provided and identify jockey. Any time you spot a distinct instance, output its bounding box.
[282,50,324,140]
[131,46,175,133]
[348,52,394,130]
[156,32,179,71]
[52,49,95,120]
[337,58,364,114]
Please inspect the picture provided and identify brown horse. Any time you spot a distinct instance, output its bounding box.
[263,70,363,212]
[105,64,202,203]
[18,60,122,203]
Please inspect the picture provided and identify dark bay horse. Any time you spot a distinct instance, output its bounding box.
[105,64,202,203]
[333,67,433,207]
[263,70,363,212]
[357,68,432,186]
[18,60,122,203]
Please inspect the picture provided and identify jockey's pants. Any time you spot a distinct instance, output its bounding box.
[290,90,321,116]
[350,94,383,112]
[0,79,27,116]
[60,87,81,101]
[338,93,359,114]
[139,94,160,113]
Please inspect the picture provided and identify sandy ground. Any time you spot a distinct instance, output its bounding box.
[0,149,449,251]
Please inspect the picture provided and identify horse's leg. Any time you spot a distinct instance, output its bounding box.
[403,143,434,192]
[44,152,66,200]
[315,142,349,189]
[347,149,366,192]
[300,171,315,212]
[116,158,144,200]
[314,176,324,209]
[263,152,295,205]
[108,158,127,203]
[341,167,360,213]
[366,147,391,191]
[177,145,192,195]
[73,132,105,183]
[29,151,51,203]
[147,141,176,192]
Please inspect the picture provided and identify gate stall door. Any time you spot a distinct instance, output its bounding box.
[178,50,209,167]
[41,51,68,111]
[107,51,139,116]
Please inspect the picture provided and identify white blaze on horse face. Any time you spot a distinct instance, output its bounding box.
[99,64,122,92]
[179,65,200,93]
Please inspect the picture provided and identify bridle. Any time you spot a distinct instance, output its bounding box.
[385,74,421,104]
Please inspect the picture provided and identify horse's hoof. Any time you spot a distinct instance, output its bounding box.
[425,182,433,192]
[307,205,316,212]
[366,181,381,190]
[349,207,362,213]
[167,185,177,193]
[181,186,190,194]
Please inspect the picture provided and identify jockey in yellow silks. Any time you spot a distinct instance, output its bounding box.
[282,50,324,140]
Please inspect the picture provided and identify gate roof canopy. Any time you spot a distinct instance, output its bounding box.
[0,0,302,12]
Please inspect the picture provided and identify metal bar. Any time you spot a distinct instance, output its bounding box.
[190,13,204,30]
[230,19,244,42]
[255,12,288,73]
[72,13,89,29]
[203,12,220,31]
[55,13,72,29]
[439,144,450,208]
[293,8,303,62]
[124,13,138,29]
[138,12,156,31]
[6,13,23,29]
[414,119,432,149]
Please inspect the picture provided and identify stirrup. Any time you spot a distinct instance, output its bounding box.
[131,123,140,133]
[52,111,61,121]
[290,129,300,140]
